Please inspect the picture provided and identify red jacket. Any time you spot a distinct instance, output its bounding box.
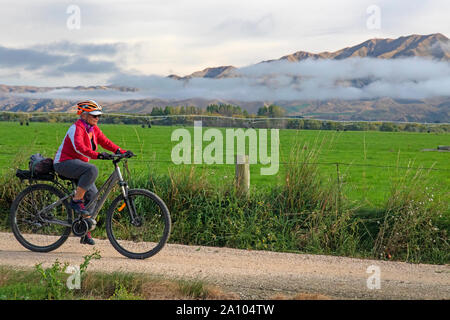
[54,119,120,164]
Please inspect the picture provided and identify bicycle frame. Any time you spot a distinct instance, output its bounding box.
[86,162,122,220]
[37,159,134,228]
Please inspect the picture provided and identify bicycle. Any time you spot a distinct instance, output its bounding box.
[10,153,171,259]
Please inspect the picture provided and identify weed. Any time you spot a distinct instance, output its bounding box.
[109,280,143,300]
[32,249,102,300]
[35,259,70,300]
[178,280,210,299]
[80,248,102,277]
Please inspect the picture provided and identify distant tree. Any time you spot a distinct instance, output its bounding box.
[151,107,164,116]
[380,122,396,132]
[257,104,285,118]
[257,106,268,117]
[304,120,321,130]
[321,121,335,130]
[268,105,285,118]
[404,123,420,132]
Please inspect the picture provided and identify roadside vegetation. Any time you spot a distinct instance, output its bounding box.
[0,250,238,300]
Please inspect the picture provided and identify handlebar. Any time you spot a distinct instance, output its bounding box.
[98,152,136,161]
[112,152,135,165]
[112,153,134,159]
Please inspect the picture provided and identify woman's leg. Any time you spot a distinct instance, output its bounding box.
[54,159,98,215]
[83,183,98,214]
[54,159,98,190]
[73,186,86,201]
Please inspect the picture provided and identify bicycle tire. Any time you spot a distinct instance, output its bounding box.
[106,189,171,259]
[10,183,72,253]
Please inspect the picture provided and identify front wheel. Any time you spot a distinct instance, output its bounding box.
[106,189,171,259]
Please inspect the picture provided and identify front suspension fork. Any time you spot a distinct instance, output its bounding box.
[119,181,139,226]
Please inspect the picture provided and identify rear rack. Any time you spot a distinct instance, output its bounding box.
[15,169,55,182]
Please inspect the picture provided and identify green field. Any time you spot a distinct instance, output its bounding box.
[0,121,449,207]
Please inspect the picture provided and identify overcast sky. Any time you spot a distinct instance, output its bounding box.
[0,0,449,88]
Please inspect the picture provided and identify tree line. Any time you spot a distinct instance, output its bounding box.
[0,104,448,133]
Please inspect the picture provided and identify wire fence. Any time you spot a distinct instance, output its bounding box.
[128,158,450,172]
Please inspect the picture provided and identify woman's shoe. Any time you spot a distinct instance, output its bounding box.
[70,199,91,217]
[80,232,95,245]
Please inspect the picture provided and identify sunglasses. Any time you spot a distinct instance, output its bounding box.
[89,114,101,118]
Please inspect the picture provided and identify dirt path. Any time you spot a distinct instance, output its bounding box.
[0,232,448,299]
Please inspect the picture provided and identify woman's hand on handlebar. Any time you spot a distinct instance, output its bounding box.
[97,152,114,160]
[115,149,135,158]
[98,150,135,160]
[123,150,135,158]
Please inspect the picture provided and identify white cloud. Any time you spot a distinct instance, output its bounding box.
[0,0,449,77]
[17,57,450,101]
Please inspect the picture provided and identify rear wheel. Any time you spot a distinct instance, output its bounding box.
[10,184,72,252]
[106,189,171,259]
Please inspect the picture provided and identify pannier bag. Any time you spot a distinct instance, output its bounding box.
[28,153,54,176]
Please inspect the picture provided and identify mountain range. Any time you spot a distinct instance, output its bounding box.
[1,33,449,122]
[171,33,449,80]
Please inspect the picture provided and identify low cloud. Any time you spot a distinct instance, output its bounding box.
[108,57,450,101]
[5,51,450,102]
[15,88,147,102]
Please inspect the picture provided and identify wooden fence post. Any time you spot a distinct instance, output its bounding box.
[235,155,250,195]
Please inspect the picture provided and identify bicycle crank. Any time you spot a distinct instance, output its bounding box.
[71,217,97,236]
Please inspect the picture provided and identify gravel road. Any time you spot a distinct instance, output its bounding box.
[0,232,448,300]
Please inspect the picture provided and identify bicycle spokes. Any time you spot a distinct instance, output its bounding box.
[106,189,171,259]
[11,184,72,252]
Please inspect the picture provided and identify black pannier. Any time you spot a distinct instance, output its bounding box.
[15,153,55,181]
[29,153,54,176]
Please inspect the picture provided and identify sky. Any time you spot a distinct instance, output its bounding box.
[0,0,449,100]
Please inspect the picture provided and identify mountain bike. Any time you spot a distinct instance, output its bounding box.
[10,153,171,259]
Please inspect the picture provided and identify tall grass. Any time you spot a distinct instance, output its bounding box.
[270,140,361,256]
[128,140,362,255]
[373,163,449,263]
[0,150,29,223]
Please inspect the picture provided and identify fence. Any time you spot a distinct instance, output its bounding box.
[115,157,450,207]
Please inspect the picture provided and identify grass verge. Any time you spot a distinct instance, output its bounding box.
[0,264,239,300]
